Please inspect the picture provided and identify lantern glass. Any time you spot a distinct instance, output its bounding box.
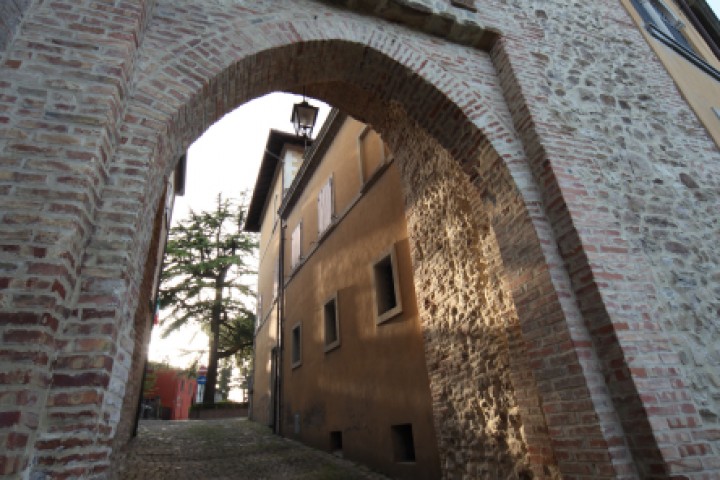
[291,100,319,138]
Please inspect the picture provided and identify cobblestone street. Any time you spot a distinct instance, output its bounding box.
[115,419,390,479]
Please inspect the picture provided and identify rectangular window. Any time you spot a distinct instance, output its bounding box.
[317,176,334,235]
[632,0,690,48]
[283,147,304,191]
[391,424,416,463]
[357,126,386,184]
[330,431,343,456]
[323,295,340,352]
[630,0,720,80]
[372,246,403,324]
[291,323,302,368]
[291,222,302,268]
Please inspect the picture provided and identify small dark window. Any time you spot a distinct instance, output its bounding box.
[323,296,340,352]
[330,431,343,456]
[391,424,416,463]
[373,247,403,324]
[294,413,301,434]
[375,256,396,312]
[649,0,691,48]
[291,323,302,368]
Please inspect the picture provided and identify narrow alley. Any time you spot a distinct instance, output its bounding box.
[114,419,391,479]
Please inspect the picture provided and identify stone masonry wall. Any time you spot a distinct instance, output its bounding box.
[387,105,560,479]
[1,0,720,478]
[485,5,720,475]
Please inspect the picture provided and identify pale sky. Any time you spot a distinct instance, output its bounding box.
[149,93,329,369]
[173,93,331,220]
[711,0,720,15]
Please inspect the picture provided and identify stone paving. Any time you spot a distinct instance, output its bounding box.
[114,419,391,479]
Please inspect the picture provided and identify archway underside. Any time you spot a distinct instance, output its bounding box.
[80,39,633,479]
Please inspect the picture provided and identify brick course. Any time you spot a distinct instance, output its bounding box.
[0,0,719,478]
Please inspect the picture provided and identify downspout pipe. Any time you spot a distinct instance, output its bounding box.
[274,220,286,435]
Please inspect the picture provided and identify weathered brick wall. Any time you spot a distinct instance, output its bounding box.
[0,1,157,476]
[111,188,168,462]
[1,0,719,478]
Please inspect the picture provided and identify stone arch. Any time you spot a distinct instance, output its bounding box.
[41,5,637,478]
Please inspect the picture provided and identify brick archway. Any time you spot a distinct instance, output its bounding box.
[35,5,630,477]
[2,1,719,479]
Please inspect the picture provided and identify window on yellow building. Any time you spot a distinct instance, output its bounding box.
[323,294,340,352]
[291,323,302,368]
[632,0,692,50]
[358,126,387,185]
[630,0,720,81]
[317,176,334,235]
[283,147,303,192]
[391,424,416,463]
[373,245,403,325]
[291,222,302,269]
[330,431,343,455]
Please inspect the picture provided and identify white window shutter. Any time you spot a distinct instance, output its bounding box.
[291,222,302,268]
[318,176,333,234]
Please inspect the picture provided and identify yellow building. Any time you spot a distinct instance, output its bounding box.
[245,131,306,427]
[246,110,440,479]
[624,0,720,145]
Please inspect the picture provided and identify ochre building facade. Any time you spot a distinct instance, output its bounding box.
[246,129,305,428]
[1,0,720,479]
[247,111,441,479]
